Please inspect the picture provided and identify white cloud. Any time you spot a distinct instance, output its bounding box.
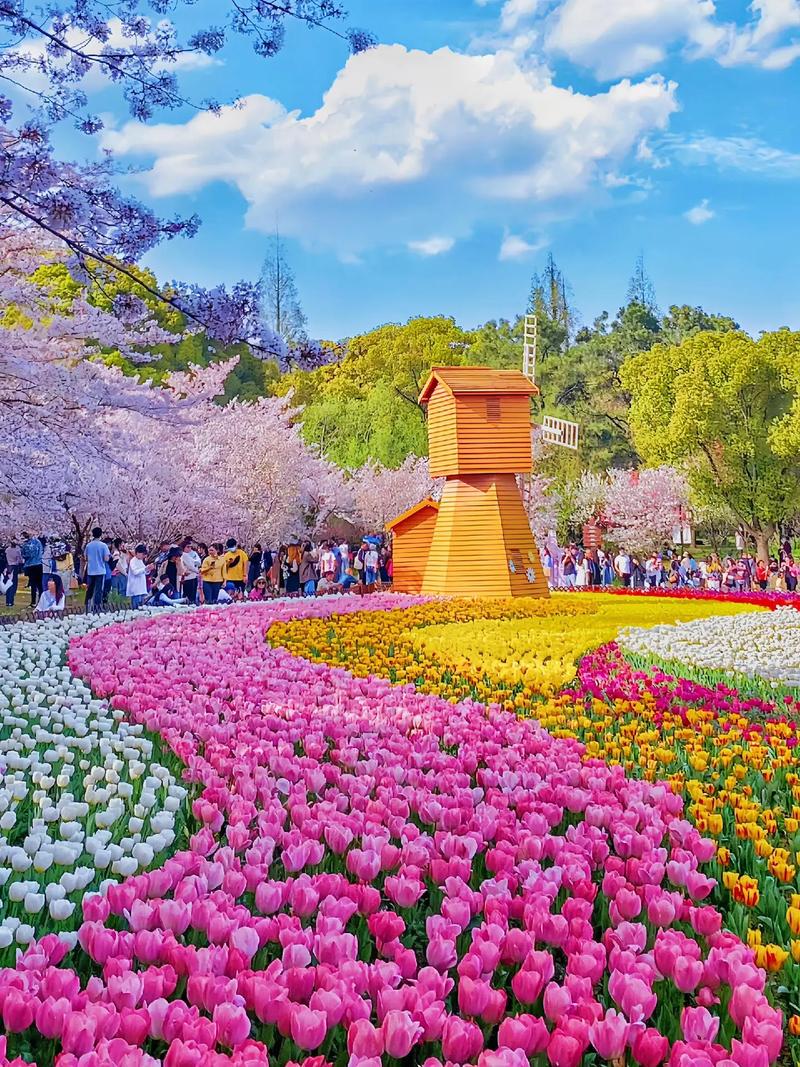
[522,0,800,78]
[665,133,800,176]
[499,233,547,259]
[684,198,714,224]
[103,44,677,255]
[408,236,456,256]
[546,0,719,79]
[501,0,543,32]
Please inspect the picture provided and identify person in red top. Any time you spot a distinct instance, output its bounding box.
[755,559,769,591]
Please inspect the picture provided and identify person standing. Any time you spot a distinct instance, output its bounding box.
[200,543,225,604]
[181,538,201,604]
[56,544,75,597]
[126,544,151,609]
[262,545,274,590]
[285,542,302,596]
[43,537,58,579]
[614,548,632,588]
[247,543,263,591]
[364,541,379,586]
[4,541,22,607]
[784,556,798,593]
[561,546,577,589]
[222,539,247,595]
[319,542,336,580]
[300,542,317,597]
[112,539,128,596]
[84,528,110,613]
[338,540,350,583]
[644,553,663,590]
[20,532,44,607]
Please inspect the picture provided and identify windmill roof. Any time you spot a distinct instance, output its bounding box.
[419,366,539,404]
[386,498,439,531]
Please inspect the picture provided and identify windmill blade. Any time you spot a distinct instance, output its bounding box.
[541,415,579,451]
[523,314,537,384]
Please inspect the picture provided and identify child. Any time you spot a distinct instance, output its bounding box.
[126,544,151,610]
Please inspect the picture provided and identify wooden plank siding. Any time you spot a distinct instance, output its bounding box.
[387,503,439,594]
[421,475,550,599]
[455,395,533,475]
[426,385,459,478]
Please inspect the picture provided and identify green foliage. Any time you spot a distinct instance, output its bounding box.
[469,319,526,369]
[621,329,800,554]
[278,317,477,468]
[661,305,739,345]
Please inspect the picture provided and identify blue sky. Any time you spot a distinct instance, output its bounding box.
[56,1,800,338]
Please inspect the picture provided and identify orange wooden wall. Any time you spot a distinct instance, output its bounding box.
[421,474,550,599]
[427,384,534,478]
[454,394,533,475]
[389,505,439,594]
[427,387,459,478]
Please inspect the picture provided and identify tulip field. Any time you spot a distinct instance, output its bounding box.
[2,593,800,1067]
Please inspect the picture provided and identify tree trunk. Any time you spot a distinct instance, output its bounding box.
[753,523,776,564]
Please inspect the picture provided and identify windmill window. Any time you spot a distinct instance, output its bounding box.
[486,397,501,421]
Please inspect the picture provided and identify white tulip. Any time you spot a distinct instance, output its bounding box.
[23,892,45,913]
[93,849,112,870]
[15,924,35,944]
[49,898,75,921]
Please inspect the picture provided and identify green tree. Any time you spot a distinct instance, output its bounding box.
[661,304,739,345]
[259,234,308,345]
[528,253,574,356]
[626,254,659,316]
[279,317,477,468]
[469,318,527,369]
[621,330,800,561]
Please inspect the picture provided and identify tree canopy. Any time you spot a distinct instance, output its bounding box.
[277,317,477,468]
[621,329,800,559]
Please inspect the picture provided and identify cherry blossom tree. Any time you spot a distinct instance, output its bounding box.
[0,223,193,539]
[521,473,560,551]
[346,457,438,533]
[0,1,372,355]
[603,466,690,553]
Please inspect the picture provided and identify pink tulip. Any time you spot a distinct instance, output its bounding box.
[213,1002,250,1048]
[289,1005,328,1051]
[498,1014,549,1055]
[442,1016,484,1063]
[547,1029,584,1067]
[631,1026,669,1066]
[681,1006,720,1043]
[1,988,35,1033]
[589,1008,630,1060]
[381,1009,424,1058]
[347,1018,384,1057]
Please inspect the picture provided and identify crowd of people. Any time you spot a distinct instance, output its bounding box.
[2,528,797,618]
[0,530,393,616]
[544,542,800,593]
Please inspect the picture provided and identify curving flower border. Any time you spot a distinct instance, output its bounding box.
[0,595,784,1067]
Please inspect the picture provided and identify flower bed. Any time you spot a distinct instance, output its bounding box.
[0,612,190,966]
[270,592,763,706]
[593,587,800,608]
[0,596,785,1067]
[619,607,800,692]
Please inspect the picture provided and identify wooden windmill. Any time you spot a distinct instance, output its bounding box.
[387,366,550,599]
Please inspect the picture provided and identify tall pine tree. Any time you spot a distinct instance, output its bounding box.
[259,234,308,345]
